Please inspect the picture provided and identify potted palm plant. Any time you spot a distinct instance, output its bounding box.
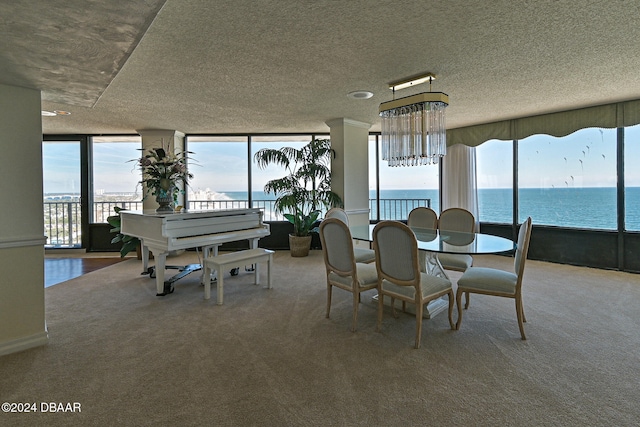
[254,138,343,256]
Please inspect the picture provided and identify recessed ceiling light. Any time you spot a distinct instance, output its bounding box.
[347,90,374,100]
[41,110,71,117]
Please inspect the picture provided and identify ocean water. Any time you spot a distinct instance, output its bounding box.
[215,187,640,231]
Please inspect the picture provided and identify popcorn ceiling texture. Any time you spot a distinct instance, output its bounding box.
[3,0,640,134]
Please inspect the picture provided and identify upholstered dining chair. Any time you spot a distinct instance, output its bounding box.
[325,207,375,264]
[373,220,455,349]
[455,217,533,339]
[407,206,438,229]
[437,207,476,271]
[319,218,379,332]
[407,206,440,292]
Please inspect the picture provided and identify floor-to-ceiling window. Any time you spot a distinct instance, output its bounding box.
[624,124,640,231]
[517,128,617,229]
[187,136,250,211]
[368,135,379,220]
[476,139,513,224]
[371,135,439,220]
[251,135,313,221]
[43,140,81,247]
[91,136,142,223]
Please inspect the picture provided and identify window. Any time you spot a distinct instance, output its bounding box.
[187,136,249,211]
[91,136,142,223]
[375,137,439,220]
[43,140,81,247]
[625,125,640,231]
[251,136,312,221]
[476,139,513,223]
[518,128,617,229]
[368,135,379,220]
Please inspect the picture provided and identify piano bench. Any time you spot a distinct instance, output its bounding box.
[202,248,274,304]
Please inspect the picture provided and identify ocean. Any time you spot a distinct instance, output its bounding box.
[50,186,639,231]
[213,187,640,231]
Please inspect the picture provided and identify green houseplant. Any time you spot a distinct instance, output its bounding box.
[254,138,343,256]
[107,206,141,257]
[135,141,193,212]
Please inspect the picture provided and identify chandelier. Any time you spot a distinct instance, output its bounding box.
[379,73,449,166]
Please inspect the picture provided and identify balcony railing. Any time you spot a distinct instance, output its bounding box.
[44,201,82,248]
[44,198,431,248]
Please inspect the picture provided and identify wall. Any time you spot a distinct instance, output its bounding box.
[0,83,48,356]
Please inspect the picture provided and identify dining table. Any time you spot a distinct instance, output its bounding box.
[350,223,516,318]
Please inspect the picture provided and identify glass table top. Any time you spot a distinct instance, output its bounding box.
[350,224,515,255]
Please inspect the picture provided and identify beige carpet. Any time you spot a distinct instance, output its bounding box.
[1,250,640,426]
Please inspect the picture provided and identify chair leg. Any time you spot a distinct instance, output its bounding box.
[447,290,455,330]
[351,291,359,332]
[391,297,398,318]
[415,302,423,349]
[455,288,464,330]
[515,297,527,340]
[464,291,470,309]
[326,284,332,319]
[376,293,384,332]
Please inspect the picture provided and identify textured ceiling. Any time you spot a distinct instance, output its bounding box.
[3,0,640,135]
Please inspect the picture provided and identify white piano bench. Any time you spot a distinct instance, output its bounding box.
[202,248,274,304]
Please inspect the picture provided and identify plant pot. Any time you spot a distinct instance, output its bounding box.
[289,234,312,257]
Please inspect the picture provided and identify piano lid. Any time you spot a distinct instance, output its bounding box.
[122,207,263,220]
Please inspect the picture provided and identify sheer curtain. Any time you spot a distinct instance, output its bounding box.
[441,143,479,229]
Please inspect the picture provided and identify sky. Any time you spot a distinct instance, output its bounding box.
[42,127,640,194]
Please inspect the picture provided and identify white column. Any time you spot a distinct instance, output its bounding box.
[136,129,185,210]
[325,118,371,228]
[0,83,48,356]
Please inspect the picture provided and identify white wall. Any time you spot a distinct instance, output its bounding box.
[0,83,48,356]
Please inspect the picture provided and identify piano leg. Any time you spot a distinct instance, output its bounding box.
[250,238,260,285]
[152,251,174,296]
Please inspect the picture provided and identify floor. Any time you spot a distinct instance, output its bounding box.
[44,253,128,287]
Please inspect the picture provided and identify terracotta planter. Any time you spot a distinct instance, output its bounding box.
[289,234,312,257]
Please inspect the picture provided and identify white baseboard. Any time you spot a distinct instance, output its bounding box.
[0,330,49,357]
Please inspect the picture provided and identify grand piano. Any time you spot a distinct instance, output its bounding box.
[120,208,270,296]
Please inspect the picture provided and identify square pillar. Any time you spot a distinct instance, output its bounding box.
[325,118,371,227]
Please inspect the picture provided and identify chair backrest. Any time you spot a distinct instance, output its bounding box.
[325,207,349,225]
[407,207,438,229]
[373,221,419,285]
[319,218,356,275]
[439,208,475,233]
[514,217,533,283]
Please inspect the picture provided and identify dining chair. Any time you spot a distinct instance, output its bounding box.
[406,206,440,307]
[437,207,475,306]
[319,218,379,332]
[455,217,533,339]
[407,206,438,229]
[373,220,455,349]
[325,207,375,264]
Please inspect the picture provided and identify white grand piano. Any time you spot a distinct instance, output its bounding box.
[120,208,270,295]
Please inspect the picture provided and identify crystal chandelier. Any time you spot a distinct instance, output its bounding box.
[379,73,449,166]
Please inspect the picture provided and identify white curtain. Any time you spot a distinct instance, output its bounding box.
[441,143,479,230]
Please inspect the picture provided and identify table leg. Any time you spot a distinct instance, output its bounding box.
[423,250,449,280]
